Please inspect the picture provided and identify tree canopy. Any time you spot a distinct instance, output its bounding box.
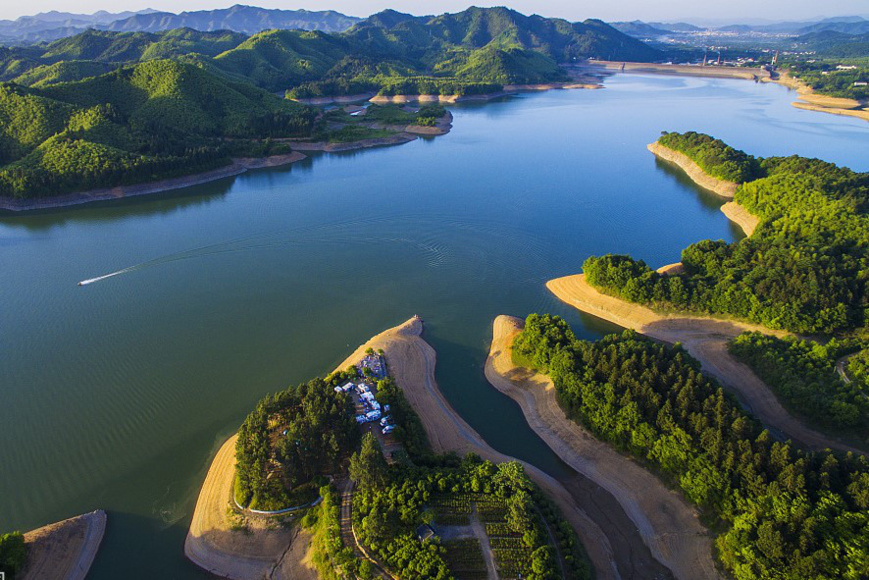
[515,313,869,580]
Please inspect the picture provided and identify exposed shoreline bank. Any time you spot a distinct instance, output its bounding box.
[647,142,737,198]
[2,110,457,213]
[545,274,864,455]
[0,152,308,213]
[648,141,759,236]
[20,509,106,580]
[586,60,769,81]
[765,72,869,122]
[294,80,602,107]
[485,315,720,580]
[586,61,868,123]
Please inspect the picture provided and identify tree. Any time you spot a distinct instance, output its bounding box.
[350,433,388,492]
[0,531,27,577]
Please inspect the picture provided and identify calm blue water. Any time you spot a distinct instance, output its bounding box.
[1,73,866,578]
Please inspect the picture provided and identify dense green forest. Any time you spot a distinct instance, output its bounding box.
[233,353,591,579]
[0,7,661,199]
[234,374,358,511]
[0,59,318,198]
[513,313,869,580]
[729,332,869,440]
[0,8,659,95]
[585,132,868,334]
[0,531,26,579]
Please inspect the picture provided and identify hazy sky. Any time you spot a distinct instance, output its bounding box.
[2,0,867,23]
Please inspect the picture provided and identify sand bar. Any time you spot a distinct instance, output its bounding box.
[0,152,307,213]
[20,509,106,580]
[546,274,865,456]
[486,315,720,580]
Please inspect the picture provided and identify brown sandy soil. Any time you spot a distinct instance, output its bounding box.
[586,61,768,81]
[720,201,759,236]
[335,316,673,580]
[185,434,310,580]
[486,316,720,580]
[647,142,737,198]
[0,152,307,212]
[648,142,761,236]
[791,100,869,122]
[273,527,318,580]
[20,510,106,580]
[655,262,685,276]
[766,73,869,122]
[546,274,865,456]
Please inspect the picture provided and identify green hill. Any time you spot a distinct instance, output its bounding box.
[0,7,661,94]
[0,59,316,198]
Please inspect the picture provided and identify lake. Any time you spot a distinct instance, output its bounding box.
[1,73,867,578]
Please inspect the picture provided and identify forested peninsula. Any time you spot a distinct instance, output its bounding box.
[587,131,867,336]
[511,313,869,580]
[0,7,658,202]
[187,317,595,580]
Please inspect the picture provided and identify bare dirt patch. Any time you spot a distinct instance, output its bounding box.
[20,510,106,580]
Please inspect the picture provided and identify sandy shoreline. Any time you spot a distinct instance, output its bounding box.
[0,152,308,213]
[648,142,738,198]
[184,432,319,580]
[546,274,864,455]
[720,201,759,236]
[185,316,632,579]
[765,72,869,122]
[486,315,720,580]
[20,509,106,580]
[648,141,761,236]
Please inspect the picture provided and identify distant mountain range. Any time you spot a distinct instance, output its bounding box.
[612,15,869,37]
[0,5,362,44]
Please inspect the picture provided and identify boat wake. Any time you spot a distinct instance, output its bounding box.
[78,269,134,286]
